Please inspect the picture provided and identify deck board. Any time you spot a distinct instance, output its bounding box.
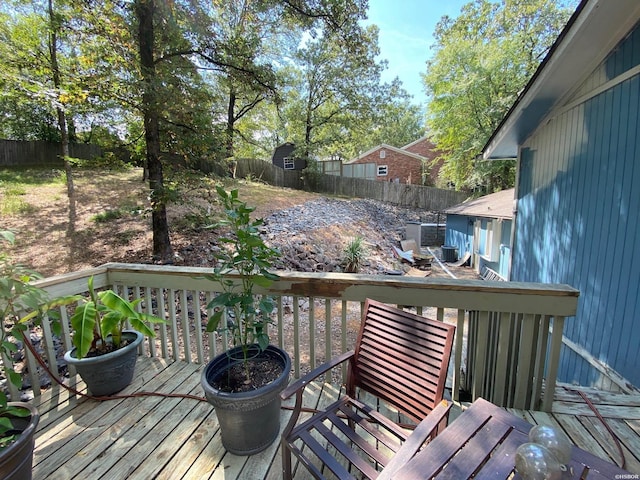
[31,358,640,479]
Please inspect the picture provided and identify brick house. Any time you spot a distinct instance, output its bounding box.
[345,136,442,185]
[402,137,444,186]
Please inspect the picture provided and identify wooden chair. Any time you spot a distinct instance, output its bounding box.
[280,298,456,479]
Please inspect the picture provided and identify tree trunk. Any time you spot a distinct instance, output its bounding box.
[48,0,76,242]
[226,87,236,159]
[304,90,313,159]
[136,0,173,263]
[304,120,312,160]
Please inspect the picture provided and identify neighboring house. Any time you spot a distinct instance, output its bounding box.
[345,136,442,185]
[401,136,444,186]
[444,188,514,280]
[271,142,307,171]
[482,0,640,391]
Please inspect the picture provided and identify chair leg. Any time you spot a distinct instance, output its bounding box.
[282,439,293,480]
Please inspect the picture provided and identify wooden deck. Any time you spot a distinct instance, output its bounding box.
[32,358,640,479]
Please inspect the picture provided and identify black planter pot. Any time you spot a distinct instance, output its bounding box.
[0,402,39,480]
[201,344,291,455]
[63,330,143,396]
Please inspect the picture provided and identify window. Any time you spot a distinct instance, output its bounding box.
[377,165,388,176]
[485,219,503,261]
[283,157,295,170]
[379,150,386,159]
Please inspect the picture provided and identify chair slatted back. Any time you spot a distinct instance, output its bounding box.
[350,299,456,423]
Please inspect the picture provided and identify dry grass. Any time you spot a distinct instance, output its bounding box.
[0,166,319,277]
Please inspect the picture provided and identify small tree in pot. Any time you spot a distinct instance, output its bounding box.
[201,187,291,455]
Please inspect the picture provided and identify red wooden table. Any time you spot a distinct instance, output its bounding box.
[383,397,632,480]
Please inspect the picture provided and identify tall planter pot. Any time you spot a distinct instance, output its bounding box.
[201,344,291,455]
[0,402,39,480]
[63,330,143,396]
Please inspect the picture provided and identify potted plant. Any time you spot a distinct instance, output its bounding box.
[0,398,39,480]
[0,230,43,480]
[200,187,291,455]
[59,276,166,396]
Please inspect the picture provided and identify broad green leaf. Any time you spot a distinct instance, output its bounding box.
[70,302,97,358]
[262,271,280,282]
[8,369,22,388]
[207,293,234,310]
[130,314,158,337]
[20,295,82,323]
[256,333,269,351]
[258,297,276,316]
[98,290,138,318]
[0,405,30,418]
[0,230,15,244]
[2,341,17,353]
[100,311,125,338]
[205,310,224,332]
[0,417,13,433]
[252,275,273,288]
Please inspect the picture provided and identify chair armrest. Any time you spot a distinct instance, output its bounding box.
[377,400,453,480]
[281,350,355,400]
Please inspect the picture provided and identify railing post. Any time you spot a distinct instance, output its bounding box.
[543,316,565,411]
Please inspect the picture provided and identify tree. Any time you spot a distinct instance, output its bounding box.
[1,0,371,263]
[0,6,60,141]
[423,0,577,192]
[345,78,424,159]
[283,25,387,160]
[47,0,75,220]
[205,1,290,159]
[128,0,369,261]
[134,0,173,262]
[0,0,92,235]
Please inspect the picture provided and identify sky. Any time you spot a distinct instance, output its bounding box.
[363,0,469,107]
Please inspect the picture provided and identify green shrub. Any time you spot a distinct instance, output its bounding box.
[92,209,124,223]
[342,236,367,273]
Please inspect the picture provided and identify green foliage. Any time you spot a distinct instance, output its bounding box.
[0,230,54,446]
[205,187,281,376]
[282,25,390,160]
[0,168,64,215]
[341,236,367,273]
[63,276,166,359]
[68,155,132,172]
[301,159,323,191]
[0,197,36,216]
[91,209,123,223]
[0,401,30,450]
[0,168,64,186]
[423,0,577,191]
[91,200,145,223]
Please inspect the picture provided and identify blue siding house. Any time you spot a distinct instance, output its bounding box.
[444,189,514,280]
[482,0,640,391]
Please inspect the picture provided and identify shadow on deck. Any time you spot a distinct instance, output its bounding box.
[32,358,640,479]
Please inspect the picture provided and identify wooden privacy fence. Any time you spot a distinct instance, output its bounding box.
[0,140,103,167]
[233,157,304,189]
[233,157,467,212]
[15,263,580,411]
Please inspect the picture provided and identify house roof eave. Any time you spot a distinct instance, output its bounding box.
[444,188,515,220]
[482,0,640,160]
[346,143,426,164]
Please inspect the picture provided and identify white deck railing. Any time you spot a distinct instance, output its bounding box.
[14,263,578,411]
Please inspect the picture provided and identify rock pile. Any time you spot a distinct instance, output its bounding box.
[260,197,440,274]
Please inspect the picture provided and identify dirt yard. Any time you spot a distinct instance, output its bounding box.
[1,166,478,280]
